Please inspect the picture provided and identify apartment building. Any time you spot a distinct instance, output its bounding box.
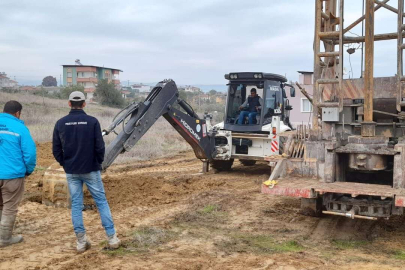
[62,64,122,101]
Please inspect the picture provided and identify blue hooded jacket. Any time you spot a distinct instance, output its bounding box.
[0,113,37,179]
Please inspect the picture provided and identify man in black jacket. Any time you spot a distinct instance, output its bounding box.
[52,91,120,253]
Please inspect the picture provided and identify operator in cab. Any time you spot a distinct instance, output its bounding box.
[237,88,263,125]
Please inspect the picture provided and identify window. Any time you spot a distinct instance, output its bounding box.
[301,98,313,113]
[67,72,72,78]
[67,82,72,86]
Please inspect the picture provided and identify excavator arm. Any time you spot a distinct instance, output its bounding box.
[102,79,216,170]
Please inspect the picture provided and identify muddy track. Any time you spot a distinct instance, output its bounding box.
[2,144,405,269]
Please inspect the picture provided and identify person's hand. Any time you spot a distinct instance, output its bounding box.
[239,106,243,110]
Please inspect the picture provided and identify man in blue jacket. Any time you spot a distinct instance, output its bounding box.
[52,91,120,253]
[0,100,36,247]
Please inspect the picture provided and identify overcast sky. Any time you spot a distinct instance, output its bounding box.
[0,0,400,86]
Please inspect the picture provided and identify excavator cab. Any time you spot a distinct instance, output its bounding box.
[224,72,293,133]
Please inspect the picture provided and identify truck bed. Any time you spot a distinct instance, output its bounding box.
[261,177,405,207]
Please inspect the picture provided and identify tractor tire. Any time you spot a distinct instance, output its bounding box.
[240,160,256,166]
[211,159,234,171]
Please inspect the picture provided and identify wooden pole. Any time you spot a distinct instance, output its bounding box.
[341,32,398,43]
[362,0,375,136]
[313,0,322,129]
[374,0,398,13]
[397,0,404,112]
[338,0,344,112]
[344,0,390,33]
[328,33,398,45]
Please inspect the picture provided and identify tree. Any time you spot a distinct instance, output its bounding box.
[178,89,188,101]
[42,76,57,87]
[95,79,124,107]
[60,85,85,99]
[208,89,217,96]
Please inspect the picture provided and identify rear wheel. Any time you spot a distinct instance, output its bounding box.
[240,160,256,166]
[211,159,234,171]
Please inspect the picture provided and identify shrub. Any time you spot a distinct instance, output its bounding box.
[95,79,125,108]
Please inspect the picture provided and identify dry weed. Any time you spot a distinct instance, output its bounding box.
[0,92,190,163]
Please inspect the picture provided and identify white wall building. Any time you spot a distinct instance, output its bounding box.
[131,84,151,92]
[0,72,18,88]
[184,85,201,93]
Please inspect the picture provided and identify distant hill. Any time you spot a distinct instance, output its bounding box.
[194,85,227,93]
[125,81,227,93]
[17,79,228,93]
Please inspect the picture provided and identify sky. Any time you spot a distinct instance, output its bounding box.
[0,0,400,88]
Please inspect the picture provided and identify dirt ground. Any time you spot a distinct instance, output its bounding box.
[2,143,405,269]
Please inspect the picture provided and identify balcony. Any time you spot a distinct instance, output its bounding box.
[84,87,96,93]
[77,77,98,83]
[76,67,97,72]
[112,79,120,85]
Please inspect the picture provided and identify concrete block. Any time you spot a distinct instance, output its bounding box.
[348,135,388,144]
[42,163,70,208]
[305,141,325,161]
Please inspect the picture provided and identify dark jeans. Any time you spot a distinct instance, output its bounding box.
[237,111,258,125]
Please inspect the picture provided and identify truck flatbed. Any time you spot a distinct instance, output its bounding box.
[261,177,405,207]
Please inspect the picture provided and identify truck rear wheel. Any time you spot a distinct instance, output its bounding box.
[211,159,234,171]
[240,160,256,166]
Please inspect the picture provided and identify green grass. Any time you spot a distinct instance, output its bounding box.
[201,204,218,214]
[104,246,134,256]
[103,227,178,256]
[216,234,304,254]
[99,240,108,247]
[393,250,405,260]
[34,166,46,172]
[172,203,227,229]
[331,239,368,250]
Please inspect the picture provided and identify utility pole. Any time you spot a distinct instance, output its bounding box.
[60,74,62,86]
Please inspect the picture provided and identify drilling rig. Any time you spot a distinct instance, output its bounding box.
[262,0,405,220]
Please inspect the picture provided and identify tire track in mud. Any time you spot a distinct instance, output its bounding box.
[109,163,202,176]
[8,143,405,270]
